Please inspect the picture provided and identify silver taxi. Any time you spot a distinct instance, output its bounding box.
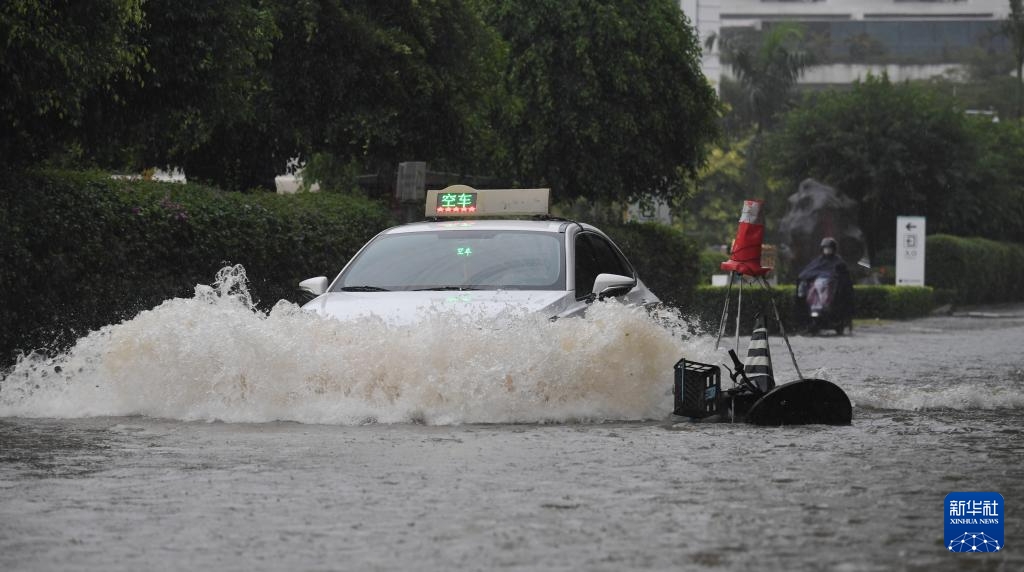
[299,186,659,324]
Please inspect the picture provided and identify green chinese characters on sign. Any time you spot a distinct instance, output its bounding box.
[436,192,477,212]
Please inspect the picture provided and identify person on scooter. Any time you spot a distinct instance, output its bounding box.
[796,237,854,334]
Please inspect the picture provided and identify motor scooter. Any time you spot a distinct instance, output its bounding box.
[796,272,853,335]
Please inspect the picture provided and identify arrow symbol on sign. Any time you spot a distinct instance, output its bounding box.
[906,222,917,231]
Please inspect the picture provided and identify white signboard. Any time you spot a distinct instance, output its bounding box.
[896,216,926,286]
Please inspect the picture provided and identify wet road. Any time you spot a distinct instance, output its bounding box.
[1,306,1022,571]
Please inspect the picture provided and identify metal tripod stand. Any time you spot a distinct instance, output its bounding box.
[713,272,803,380]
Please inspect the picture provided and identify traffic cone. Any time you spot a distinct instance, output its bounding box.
[745,314,775,393]
[720,199,772,277]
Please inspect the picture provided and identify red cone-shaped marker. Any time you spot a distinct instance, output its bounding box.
[721,199,772,277]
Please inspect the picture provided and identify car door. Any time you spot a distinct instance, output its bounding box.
[576,229,659,300]
[551,227,660,320]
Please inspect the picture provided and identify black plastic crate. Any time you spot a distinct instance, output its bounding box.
[673,358,721,418]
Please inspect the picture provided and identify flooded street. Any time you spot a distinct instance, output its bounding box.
[7,0,1023,569]
[2,292,1022,570]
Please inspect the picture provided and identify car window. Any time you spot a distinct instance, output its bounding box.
[574,233,633,298]
[334,230,565,291]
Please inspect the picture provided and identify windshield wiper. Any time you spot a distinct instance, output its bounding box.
[413,286,481,291]
[339,286,391,292]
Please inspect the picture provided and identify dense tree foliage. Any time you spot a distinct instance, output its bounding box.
[679,137,754,247]
[79,0,504,191]
[483,0,719,204]
[2,1,718,201]
[0,0,145,166]
[271,0,507,189]
[765,74,1024,258]
[88,0,281,189]
[956,118,1024,242]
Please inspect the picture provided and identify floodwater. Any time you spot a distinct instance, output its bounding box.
[2,269,1022,571]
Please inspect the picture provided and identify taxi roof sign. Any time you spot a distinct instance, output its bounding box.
[425,185,550,218]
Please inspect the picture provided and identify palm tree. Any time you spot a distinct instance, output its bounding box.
[709,23,814,133]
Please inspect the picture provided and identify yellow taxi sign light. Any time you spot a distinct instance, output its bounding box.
[425,185,550,218]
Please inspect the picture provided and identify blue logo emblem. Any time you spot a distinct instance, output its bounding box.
[945,492,1003,553]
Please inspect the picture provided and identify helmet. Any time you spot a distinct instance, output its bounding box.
[820,237,838,249]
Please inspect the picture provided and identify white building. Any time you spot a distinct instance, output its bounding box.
[680,0,723,90]
[682,0,1012,87]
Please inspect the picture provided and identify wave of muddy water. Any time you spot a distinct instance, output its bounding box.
[1,266,704,425]
[2,268,1022,570]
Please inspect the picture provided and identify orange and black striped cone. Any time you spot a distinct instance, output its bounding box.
[745,314,775,393]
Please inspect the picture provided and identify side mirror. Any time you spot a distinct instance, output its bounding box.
[592,273,636,300]
[299,276,329,296]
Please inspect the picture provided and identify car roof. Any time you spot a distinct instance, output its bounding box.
[382,219,592,235]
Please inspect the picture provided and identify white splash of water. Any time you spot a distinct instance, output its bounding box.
[1,266,719,425]
[9,266,1013,422]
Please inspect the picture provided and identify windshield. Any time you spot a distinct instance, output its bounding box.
[333,230,565,291]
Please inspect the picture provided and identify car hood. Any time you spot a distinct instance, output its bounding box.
[301,290,576,325]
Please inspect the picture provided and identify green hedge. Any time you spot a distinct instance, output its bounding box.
[926,234,1024,304]
[851,285,934,320]
[0,170,395,362]
[9,170,968,366]
[1,173,699,363]
[687,284,934,334]
[698,249,729,285]
[688,285,798,334]
[602,222,700,309]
